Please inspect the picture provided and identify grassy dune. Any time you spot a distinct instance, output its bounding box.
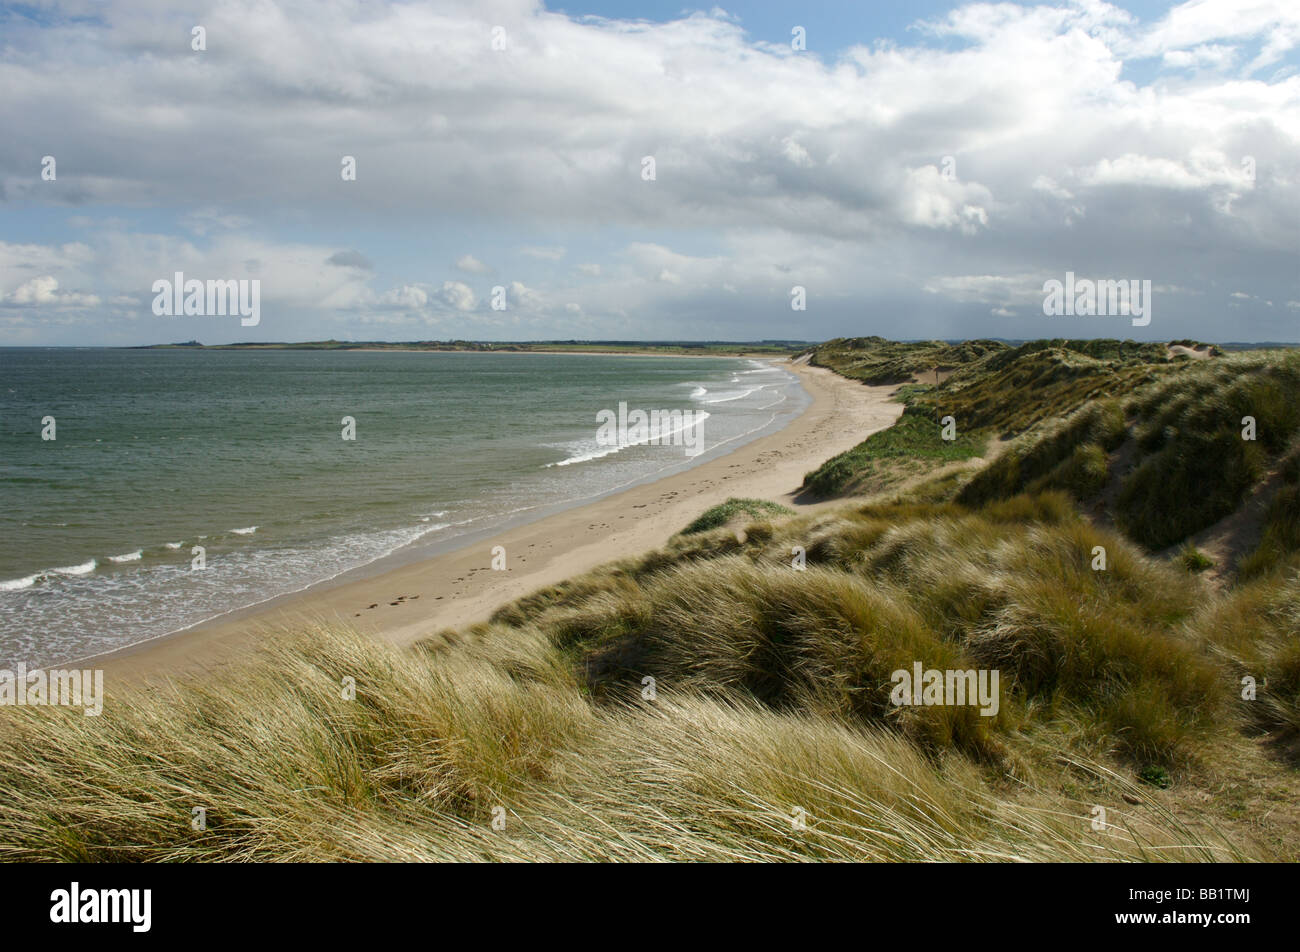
[0,513,1253,861]
[2,338,1297,862]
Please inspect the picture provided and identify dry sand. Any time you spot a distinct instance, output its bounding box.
[98,360,902,681]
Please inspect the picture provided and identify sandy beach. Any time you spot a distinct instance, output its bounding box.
[97,360,902,681]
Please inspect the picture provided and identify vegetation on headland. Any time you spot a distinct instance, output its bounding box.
[2,335,1298,862]
[804,337,1209,497]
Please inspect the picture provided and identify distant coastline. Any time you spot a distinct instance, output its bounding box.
[128,339,814,357]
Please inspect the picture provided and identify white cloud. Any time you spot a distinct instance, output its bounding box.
[923,274,1043,307]
[1162,44,1237,70]
[1083,151,1251,191]
[1130,0,1300,74]
[455,254,490,274]
[5,275,100,307]
[437,281,477,311]
[508,281,542,308]
[1,0,1298,343]
[379,284,429,309]
[520,246,566,261]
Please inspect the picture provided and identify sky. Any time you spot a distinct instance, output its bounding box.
[0,0,1297,345]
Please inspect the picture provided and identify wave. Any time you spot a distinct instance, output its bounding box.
[230,526,258,535]
[697,387,760,404]
[53,559,96,576]
[1,556,100,591]
[547,443,623,467]
[109,550,143,563]
[165,541,183,549]
[548,410,711,467]
[20,515,477,668]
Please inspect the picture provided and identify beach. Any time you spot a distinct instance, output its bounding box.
[96,360,902,681]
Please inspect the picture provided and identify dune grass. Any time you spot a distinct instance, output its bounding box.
[680,498,794,535]
[806,337,1181,502]
[0,491,1274,863]
[803,411,987,497]
[0,609,1250,860]
[960,350,1300,556]
[4,340,1298,862]
[1,488,1280,861]
[811,337,1007,386]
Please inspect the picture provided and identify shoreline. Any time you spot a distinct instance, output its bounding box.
[96,360,902,681]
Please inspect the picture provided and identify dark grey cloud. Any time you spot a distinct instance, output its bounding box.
[326,250,374,270]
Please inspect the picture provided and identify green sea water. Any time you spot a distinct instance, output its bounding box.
[0,348,806,666]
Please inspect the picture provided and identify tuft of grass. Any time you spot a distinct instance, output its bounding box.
[0,619,1243,862]
[680,498,794,535]
[517,494,1224,771]
[1179,546,1214,573]
[1193,570,1300,737]
[1139,765,1172,789]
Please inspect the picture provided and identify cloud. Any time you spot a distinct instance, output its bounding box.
[183,208,253,236]
[922,274,1042,308]
[4,275,101,307]
[1161,44,1237,70]
[437,281,477,311]
[378,284,429,309]
[520,246,566,261]
[1129,0,1300,73]
[0,0,1298,344]
[1082,152,1251,191]
[507,281,542,309]
[326,250,374,270]
[455,254,490,274]
[898,166,991,234]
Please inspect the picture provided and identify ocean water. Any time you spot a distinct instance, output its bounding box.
[0,348,807,667]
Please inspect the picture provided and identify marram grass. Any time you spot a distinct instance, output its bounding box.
[0,495,1280,862]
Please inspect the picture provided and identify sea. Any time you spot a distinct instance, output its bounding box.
[0,348,808,667]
